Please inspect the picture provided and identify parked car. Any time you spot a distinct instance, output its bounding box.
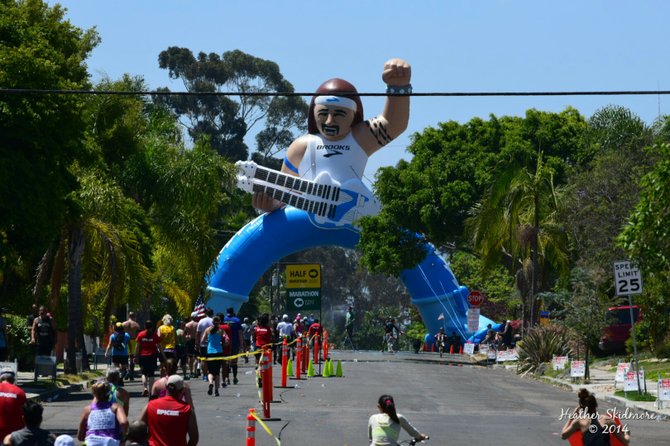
[598,305,641,353]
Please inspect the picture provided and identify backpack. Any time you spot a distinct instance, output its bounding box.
[113,333,126,351]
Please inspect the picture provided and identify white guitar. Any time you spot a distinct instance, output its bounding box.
[235,160,381,227]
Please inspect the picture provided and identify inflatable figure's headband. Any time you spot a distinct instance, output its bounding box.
[308,78,364,135]
[314,95,358,111]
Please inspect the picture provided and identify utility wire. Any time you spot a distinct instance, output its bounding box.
[1,88,670,97]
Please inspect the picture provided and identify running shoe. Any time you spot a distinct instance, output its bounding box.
[215,389,220,397]
[142,389,149,397]
[207,384,213,395]
[233,377,239,385]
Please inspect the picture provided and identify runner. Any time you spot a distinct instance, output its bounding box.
[122,312,140,381]
[135,320,165,397]
[77,382,128,446]
[223,307,243,384]
[105,323,130,381]
[196,308,213,381]
[218,314,232,387]
[150,358,194,408]
[175,323,189,379]
[158,314,176,362]
[203,316,228,397]
[253,314,273,365]
[140,375,198,446]
[241,317,252,364]
[0,367,26,441]
[105,368,130,416]
[276,314,295,360]
[184,313,199,378]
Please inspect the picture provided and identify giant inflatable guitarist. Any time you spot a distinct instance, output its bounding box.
[208,59,495,341]
[251,58,411,216]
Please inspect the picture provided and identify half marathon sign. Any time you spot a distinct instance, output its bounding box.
[286,264,321,312]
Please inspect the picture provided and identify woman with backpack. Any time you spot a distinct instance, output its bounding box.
[106,323,130,380]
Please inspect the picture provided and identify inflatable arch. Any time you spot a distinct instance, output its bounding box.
[206,206,495,341]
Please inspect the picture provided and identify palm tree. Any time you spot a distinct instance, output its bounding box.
[467,152,569,332]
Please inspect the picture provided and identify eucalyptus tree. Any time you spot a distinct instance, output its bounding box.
[156,48,307,161]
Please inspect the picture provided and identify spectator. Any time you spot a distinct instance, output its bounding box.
[175,325,189,379]
[0,308,8,361]
[122,312,141,381]
[0,367,26,441]
[3,400,54,445]
[140,375,199,446]
[30,306,56,357]
[77,382,128,446]
[106,323,130,381]
[135,321,165,397]
[307,318,323,350]
[125,420,148,446]
[343,306,356,350]
[501,320,514,349]
[26,305,38,330]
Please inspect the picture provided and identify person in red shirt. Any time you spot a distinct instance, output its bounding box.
[307,318,323,349]
[0,367,26,441]
[219,317,232,387]
[252,314,273,365]
[140,375,198,446]
[135,320,165,397]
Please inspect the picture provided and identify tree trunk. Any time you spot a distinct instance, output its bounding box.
[529,194,539,327]
[66,224,88,373]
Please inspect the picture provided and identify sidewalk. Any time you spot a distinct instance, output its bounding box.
[539,363,670,420]
[15,362,108,402]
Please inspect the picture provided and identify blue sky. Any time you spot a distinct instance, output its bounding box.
[49,0,670,181]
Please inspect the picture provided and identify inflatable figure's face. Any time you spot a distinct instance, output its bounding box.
[314,104,355,140]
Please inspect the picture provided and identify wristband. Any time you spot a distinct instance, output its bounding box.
[386,84,412,95]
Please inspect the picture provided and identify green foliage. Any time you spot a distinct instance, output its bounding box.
[156,47,307,160]
[352,305,397,351]
[4,313,32,369]
[517,325,572,375]
[449,251,518,321]
[0,0,99,271]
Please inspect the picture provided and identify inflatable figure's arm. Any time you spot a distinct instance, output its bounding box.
[251,136,308,213]
[354,58,411,156]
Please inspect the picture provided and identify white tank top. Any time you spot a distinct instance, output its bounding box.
[298,133,368,182]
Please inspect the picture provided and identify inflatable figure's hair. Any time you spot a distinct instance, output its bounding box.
[308,78,364,134]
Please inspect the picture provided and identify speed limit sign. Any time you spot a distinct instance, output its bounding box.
[613,261,643,296]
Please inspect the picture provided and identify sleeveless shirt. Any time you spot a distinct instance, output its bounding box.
[86,401,120,443]
[298,133,368,182]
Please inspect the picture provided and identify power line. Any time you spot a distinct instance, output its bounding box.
[2,88,670,97]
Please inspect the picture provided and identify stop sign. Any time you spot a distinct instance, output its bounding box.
[467,290,484,307]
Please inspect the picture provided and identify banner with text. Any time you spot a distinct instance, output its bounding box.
[286,264,322,312]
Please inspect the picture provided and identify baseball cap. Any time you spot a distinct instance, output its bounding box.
[54,435,75,446]
[0,366,15,378]
[191,312,198,318]
[166,374,184,390]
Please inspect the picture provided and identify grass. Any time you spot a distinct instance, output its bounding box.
[23,370,104,390]
[613,391,657,402]
[604,358,670,379]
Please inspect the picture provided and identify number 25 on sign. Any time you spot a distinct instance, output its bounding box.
[613,261,643,296]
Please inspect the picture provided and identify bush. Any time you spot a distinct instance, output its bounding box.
[4,313,34,370]
[517,325,571,375]
[655,342,670,359]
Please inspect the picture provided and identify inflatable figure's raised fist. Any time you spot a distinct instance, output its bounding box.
[382,59,411,86]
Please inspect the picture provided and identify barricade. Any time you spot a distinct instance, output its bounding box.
[246,408,256,446]
[322,331,329,360]
[302,334,309,373]
[277,339,290,388]
[260,348,280,420]
[294,336,302,380]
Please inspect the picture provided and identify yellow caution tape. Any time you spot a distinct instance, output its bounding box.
[250,409,281,446]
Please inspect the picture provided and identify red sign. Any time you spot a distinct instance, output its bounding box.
[467,290,484,307]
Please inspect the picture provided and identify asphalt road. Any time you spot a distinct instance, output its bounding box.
[40,351,668,446]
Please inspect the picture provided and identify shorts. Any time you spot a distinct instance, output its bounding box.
[199,345,208,359]
[186,339,197,356]
[111,355,128,366]
[139,355,157,376]
[207,355,222,375]
[228,345,240,362]
[127,339,137,355]
[163,349,176,360]
[176,346,187,365]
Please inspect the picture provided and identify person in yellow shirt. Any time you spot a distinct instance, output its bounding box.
[158,314,176,362]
